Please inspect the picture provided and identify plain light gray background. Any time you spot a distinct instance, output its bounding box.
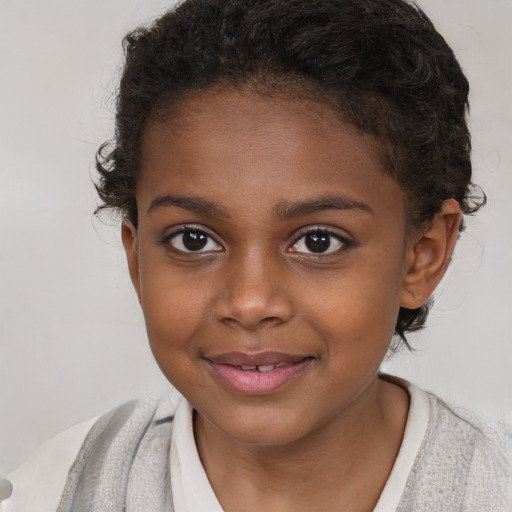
[0,0,511,477]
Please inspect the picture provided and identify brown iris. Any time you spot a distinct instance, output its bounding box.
[305,232,331,253]
[182,231,208,251]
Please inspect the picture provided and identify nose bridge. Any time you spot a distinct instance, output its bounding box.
[215,244,292,328]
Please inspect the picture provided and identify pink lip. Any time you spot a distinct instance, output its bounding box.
[204,352,314,395]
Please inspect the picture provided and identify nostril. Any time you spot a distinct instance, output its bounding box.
[260,316,284,326]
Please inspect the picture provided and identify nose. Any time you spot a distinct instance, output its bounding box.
[213,248,294,330]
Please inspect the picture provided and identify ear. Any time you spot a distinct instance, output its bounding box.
[121,220,142,303]
[400,199,462,309]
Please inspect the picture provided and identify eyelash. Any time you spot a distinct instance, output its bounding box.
[161,225,222,254]
[161,225,353,256]
[289,227,353,256]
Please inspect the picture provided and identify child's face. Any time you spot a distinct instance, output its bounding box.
[124,88,414,445]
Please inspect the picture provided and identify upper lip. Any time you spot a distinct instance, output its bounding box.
[204,351,312,367]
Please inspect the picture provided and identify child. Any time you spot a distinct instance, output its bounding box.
[2,0,511,510]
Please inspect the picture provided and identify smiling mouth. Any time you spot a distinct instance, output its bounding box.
[204,352,314,394]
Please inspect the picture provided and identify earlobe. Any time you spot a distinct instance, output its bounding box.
[400,199,462,309]
[121,220,142,303]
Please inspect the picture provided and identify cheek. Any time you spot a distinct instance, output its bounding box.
[138,261,212,351]
[301,257,404,352]
[138,265,215,392]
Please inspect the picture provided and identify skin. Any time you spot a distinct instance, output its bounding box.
[122,88,461,511]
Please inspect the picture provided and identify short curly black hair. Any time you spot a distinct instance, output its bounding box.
[95,0,485,347]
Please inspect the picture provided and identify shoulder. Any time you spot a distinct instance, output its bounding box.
[428,394,512,474]
[0,394,177,512]
[0,417,97,512]
[400,389,512,511]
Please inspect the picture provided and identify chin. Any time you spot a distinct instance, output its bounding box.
[204,407,316,447]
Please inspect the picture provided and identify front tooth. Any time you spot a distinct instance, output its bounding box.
[241,365,256,371]
[257,365,275,372]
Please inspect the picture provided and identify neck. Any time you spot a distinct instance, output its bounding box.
[194,377,409,512]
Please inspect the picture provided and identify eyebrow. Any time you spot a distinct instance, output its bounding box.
[273,195,374,220]
[147,195,231,218]
[147,193,373,220]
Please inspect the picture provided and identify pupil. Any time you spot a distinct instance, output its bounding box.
[305,232,330,253]
[183,231,207,251]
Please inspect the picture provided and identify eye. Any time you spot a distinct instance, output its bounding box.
[289,228,348,255]
[166,227,222,253]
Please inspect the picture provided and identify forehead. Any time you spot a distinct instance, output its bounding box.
[138,88,406,223]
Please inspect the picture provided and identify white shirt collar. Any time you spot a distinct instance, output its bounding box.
[170,396,224,512]
[373,378,431,511]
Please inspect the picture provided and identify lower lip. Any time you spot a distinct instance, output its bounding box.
[206,358,314,395]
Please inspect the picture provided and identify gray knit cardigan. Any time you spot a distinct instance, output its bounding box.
[48,393,512,512]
